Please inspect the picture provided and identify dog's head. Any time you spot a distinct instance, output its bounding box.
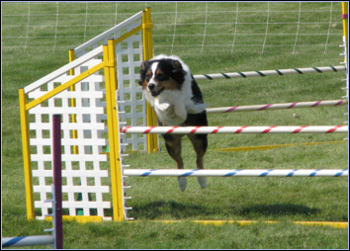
[138,57,187,97]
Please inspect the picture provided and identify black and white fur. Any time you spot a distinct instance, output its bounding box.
[139,55,208,191]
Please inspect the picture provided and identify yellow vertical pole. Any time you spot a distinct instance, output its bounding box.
[68,49,78,154]
[68,49,75,76]
[104,40,125,221]
[341,2,348,66]
[142,7,159,153]
[19,88,34,220]
[341,2,348,49]
[341,2,349,106]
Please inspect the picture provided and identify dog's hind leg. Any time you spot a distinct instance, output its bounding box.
[187,134,208,189]
[163,134,187,191]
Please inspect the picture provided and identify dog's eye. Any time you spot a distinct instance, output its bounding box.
[157,72,167,79]
[145,73,152,80]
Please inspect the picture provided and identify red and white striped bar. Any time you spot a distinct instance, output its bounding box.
[123,169,348,177]
[206,100,347,113]
[193,66,345,80]
[121,126,348,134]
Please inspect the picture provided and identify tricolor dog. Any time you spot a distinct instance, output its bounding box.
[139,55,208,191]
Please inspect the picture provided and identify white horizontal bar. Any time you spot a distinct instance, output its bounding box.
[32,170,109,179]
[30,154,107,162]
[123,169,348,177]
[29,107,105,115]
[2,236,54,247]
[29,123,105,130]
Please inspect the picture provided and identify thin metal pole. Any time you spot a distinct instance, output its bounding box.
[52,114,63,249]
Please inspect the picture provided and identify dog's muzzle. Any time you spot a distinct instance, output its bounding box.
[148,83,164,97]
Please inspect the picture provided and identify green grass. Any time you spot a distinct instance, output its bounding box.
[2,2,348,249]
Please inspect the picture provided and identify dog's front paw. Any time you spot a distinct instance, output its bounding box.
[157,103,172,112]
[155,100,173,112]
[197,177,207,189]
[178,177,187,191]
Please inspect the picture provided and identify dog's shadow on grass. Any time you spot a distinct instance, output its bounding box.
[238,203,320,216]
[130,200,320,219]
[131,200,210,219]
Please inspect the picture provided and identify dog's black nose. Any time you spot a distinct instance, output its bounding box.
[148,83,156,91]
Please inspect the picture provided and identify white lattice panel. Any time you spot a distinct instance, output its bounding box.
[74,11,143,58]
[24,11,146,221]
[72,58,107,154]
[27,54,112,221]
[115,24,146,152]
[74,11,147,152]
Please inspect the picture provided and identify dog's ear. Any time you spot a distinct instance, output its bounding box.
[140,61,149,71]
[138,61,149,86]
[171,60,182,71]
[171,60,187,75]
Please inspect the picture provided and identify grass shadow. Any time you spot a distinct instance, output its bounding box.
[130,200,216,219]
[130,201,320,220]
[238,203,320,216]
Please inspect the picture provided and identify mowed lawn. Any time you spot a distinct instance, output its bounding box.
[2,2,348,249]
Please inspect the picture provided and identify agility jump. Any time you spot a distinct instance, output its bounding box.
[18,6,348,223]
[116,3,349,221]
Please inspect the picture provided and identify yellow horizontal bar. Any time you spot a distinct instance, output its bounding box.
[113,25,142,46]
[133,220,348,228]
[213,141,345,152]
[43,217,348,228]
[192,220,348,228]
[293,221,348,229]
[45,215,103,223]
[26,61,105,111]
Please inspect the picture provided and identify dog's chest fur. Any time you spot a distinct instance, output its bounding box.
[140,55,206,126]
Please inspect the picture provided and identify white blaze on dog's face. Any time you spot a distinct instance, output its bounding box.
[139,59,186,97]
